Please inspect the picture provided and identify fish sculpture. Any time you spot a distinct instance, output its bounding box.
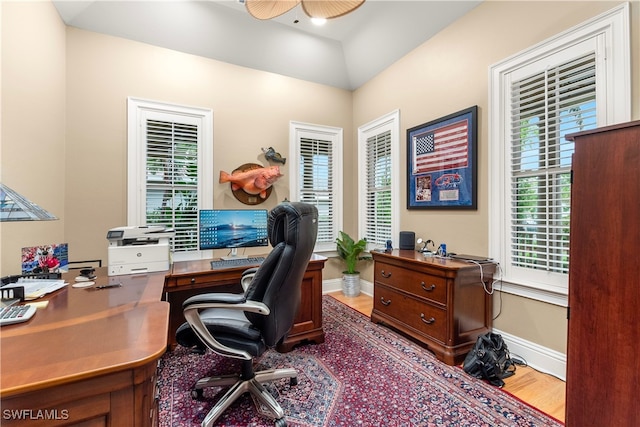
[219,165,283,199]
[262,146,286,164]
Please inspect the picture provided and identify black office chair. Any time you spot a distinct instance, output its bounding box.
[175,202,318,427]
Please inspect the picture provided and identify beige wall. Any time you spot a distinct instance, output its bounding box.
[353,0,639,353]
[1,1,352,274]
[63,28,353,266]
[2,1,638,355]
[1,1,67,275]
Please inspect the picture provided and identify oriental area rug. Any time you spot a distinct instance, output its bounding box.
[157,296,563,427]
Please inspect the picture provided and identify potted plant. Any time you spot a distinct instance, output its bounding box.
[336,231,371,297]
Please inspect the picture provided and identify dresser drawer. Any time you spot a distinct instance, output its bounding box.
[375,262,447,305]
[374,285,446,343]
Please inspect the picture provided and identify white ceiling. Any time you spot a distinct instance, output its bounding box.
[52,0,482,90]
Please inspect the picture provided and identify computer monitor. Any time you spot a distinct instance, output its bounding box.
[199,209,269,257]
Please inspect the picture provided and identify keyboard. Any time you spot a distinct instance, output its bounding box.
[0,304,37,326]
[210,257,265,270]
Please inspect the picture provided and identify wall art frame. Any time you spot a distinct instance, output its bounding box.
[406,106,478,210]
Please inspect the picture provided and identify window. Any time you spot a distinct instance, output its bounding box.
[489,4,630,305]
[289,122,343,252]
[511,52,596,276]
[358,110,400,248]
[127,97,213,261]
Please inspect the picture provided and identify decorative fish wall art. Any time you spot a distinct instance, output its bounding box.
[219,165,283,199]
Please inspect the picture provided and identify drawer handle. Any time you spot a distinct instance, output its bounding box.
[420,313,435,324]
[380,270,392,278]
[190,278,196,284]
[380,297,391,306]
[421,282,436,292]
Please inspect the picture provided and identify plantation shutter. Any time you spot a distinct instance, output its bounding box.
[364,130,392,245]
[509,52,596,274]
[145,119,199,252]
[299,137,335,247]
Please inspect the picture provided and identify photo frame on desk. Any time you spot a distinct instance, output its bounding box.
[407,106,477,210]
[21,243,69,274]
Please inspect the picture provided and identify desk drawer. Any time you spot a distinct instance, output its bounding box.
[166,269,245,289]
[172,275,212,287]
[374,284,446,343]
[167,274,231,288]
[375,262,447,305]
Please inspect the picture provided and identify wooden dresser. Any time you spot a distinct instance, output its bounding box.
[565,121,640,426]
[371,250,495,365]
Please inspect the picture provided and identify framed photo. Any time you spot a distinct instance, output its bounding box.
[406,106,478,210]
[21,243,69,274]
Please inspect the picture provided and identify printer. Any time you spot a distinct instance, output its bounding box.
[106,226,174,276]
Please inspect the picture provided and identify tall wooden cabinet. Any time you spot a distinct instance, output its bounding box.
[565,121,640,426]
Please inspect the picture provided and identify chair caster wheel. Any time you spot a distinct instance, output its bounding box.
[290,377,298,386]
[191,388,204,400]
[275,418,287,427]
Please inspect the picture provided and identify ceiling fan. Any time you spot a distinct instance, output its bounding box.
[244,0,365,20]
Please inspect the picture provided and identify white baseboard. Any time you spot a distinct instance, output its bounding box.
[321,279,566,382]
[322,278,373,296]
[492,328,566,381]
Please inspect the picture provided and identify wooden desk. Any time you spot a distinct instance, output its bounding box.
[0,269,169,426]
[371,250,495,365]
[164,254,327,352]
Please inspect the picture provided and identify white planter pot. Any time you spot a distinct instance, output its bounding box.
[341,273,361,297]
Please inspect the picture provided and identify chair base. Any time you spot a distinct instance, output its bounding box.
[193,361,297,427]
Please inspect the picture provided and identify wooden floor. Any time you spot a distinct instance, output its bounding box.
[328,291,566,422]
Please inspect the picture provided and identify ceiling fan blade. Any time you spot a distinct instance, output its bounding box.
[301,0,365,19]
[245,0,300,20]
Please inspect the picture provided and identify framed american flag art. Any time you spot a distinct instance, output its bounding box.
[407,106,477,209]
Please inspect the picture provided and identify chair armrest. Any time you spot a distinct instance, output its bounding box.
[182,293,269,360]
[182,292,270,315]
[241,268,259,292]
[242,267,259,277]
[183,292,245,307]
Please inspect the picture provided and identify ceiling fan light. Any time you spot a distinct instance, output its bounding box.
[310,17,327,26]
[301,0,365,20]
[245,0,300,20]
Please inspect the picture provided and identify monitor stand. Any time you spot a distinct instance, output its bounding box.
[221,248,247,260]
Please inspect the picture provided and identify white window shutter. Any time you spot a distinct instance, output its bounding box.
[358,110,400,250]
[509,53,596,275]
[364,131,392,245]
[145,119,200,252]
[489,4,630,304]
[299,136,335,245]
[289,122,343,253]
[128,97,213,259]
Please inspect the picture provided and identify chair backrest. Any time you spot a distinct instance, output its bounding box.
[244,202,318,346]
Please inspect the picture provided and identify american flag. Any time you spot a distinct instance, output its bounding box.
[413,119,469,174]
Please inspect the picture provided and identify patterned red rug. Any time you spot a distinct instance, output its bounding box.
[158,295,563,426]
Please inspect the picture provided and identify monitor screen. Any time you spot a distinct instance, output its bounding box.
[199,209,269,250]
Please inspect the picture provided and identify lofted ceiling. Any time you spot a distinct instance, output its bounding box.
[52,0,482,91]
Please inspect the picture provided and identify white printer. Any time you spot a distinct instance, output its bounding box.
[106,226,174,276]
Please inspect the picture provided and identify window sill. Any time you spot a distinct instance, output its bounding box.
[496,280,568,307]
[315,249,338,258]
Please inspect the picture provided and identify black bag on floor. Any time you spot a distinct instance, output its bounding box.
[463,332,516,387]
